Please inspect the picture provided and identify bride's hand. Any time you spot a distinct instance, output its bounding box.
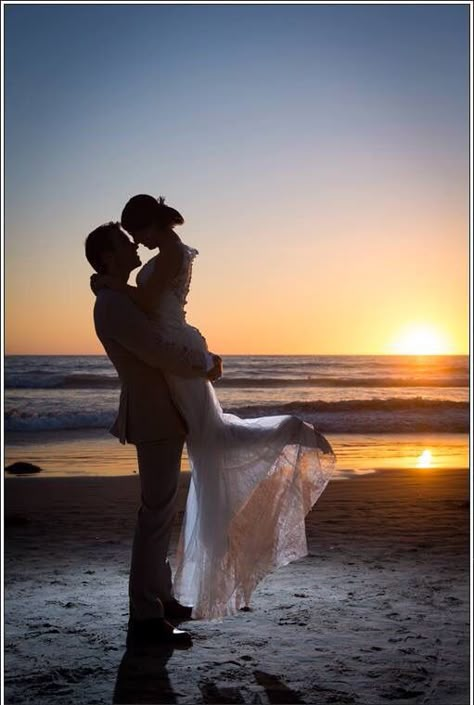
[90,274,125,295]
[207,354,223,383]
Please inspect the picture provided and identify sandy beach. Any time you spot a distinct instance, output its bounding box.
[4,468,469,705]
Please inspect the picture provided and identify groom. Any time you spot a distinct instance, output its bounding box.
[85,221,221,646]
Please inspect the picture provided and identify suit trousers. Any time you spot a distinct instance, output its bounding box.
[129,435,185,620]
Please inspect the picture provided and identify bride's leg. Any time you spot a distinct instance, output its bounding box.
[165,374,223,439]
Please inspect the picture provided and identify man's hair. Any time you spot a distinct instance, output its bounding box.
[121,194,184,233]
[85,222,121,274]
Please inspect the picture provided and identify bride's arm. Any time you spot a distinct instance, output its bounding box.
[137,246,184,309]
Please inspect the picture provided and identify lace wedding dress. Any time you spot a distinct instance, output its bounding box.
[137,242,335,620]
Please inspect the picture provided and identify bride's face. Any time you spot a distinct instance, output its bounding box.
[130,224,158,249]
[131,224,174,250]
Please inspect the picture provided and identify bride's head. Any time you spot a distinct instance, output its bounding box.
[121,194,184,249]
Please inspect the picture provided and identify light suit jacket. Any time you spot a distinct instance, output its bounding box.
[93,289,207,444]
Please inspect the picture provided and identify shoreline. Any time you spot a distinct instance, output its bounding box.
[4,430,470,479]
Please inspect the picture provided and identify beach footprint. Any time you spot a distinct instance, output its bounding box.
[198,681,245,703]
[253,671,305,704]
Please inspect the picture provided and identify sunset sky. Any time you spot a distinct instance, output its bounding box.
[5,3,469,355]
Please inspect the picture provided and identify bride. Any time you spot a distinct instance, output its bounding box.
[96,194,335,620]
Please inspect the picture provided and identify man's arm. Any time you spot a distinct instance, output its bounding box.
[98,291,208,378]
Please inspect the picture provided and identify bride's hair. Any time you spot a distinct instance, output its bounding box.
[121,194,184,233]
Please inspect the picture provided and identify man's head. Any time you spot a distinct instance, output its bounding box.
[121,194,184,249]
[85,222,141,277]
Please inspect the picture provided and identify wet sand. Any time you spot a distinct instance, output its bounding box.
[4,469,469,704]
[4,430,469,477]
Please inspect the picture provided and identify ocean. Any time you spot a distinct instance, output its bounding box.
[4,354,469,478]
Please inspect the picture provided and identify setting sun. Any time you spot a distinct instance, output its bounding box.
[416,449,433,469]
[389,325,451,355]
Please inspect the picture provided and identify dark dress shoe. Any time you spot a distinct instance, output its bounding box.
[127,617,192,647]
[163,599,193,621]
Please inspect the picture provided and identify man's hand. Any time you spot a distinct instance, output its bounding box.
[90,274,101,296]
[207,354,223,383]
[90,274,125,296]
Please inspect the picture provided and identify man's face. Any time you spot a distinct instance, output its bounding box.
[110,230,141,272]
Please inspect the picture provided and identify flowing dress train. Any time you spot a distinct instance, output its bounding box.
[137,244,335,620]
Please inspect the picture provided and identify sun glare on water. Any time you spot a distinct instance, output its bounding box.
[389,325,450,355]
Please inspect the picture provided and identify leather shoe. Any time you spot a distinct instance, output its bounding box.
[163,599,193,621]
[126,617,192,647]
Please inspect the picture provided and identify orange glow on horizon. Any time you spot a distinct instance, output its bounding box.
[5,222,468,356]
[387,324,454,356]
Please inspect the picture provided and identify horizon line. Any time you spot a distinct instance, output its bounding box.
[4,352,469,357]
